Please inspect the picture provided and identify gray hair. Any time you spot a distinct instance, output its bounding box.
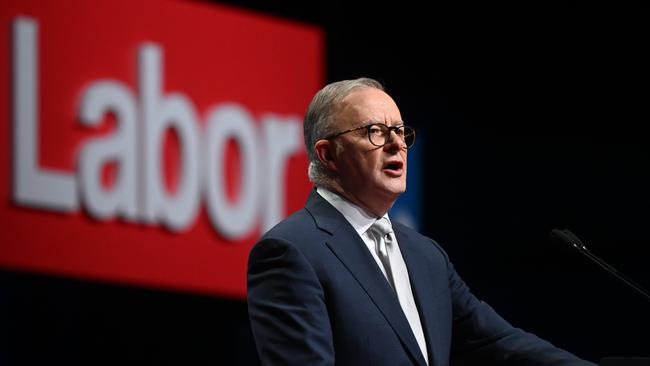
[304,77,384,186]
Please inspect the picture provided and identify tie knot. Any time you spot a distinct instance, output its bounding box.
[370,217,393,238]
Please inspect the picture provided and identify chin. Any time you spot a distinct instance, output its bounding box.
[389,182,406,192]
[379,184,406,199]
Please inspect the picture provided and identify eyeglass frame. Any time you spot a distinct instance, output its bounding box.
[323,122,416,148]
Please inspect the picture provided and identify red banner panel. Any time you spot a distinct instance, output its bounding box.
[0,0,322,298]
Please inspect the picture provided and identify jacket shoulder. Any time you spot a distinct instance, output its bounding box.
[258,208,325,248]
[393,222,450,262]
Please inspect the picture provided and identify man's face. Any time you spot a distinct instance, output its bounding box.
[331,87,407,212]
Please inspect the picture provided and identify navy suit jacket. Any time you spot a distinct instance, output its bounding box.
[247,191,595,366]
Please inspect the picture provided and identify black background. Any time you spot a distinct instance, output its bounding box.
[1,1,648,365]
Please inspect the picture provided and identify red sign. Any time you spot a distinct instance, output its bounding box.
[0,0,322,298]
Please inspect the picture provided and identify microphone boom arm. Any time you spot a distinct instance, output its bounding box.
[550,229,650,303]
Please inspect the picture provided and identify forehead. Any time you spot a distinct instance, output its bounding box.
[336,87,402,127]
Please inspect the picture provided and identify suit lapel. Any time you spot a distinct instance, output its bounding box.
[305,191,428,366]
[395,226,442,366]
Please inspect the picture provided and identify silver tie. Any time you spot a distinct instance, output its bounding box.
[368,217,429,364]
[369,218,396,289]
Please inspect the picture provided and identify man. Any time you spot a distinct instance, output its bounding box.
[247,78,596,365]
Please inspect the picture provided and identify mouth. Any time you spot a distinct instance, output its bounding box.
[382,160,404,177]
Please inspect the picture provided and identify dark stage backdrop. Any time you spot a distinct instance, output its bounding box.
[2,1,648,365]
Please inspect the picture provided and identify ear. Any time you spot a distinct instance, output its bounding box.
[314,140,338,172]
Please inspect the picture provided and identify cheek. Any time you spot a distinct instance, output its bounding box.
[340,155,367,177]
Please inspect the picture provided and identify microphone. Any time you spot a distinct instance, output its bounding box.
[549,229,650,302]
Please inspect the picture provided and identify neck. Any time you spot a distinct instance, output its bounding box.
[322,181,395,218]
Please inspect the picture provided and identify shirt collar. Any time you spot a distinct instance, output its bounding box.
[316,187,391,236]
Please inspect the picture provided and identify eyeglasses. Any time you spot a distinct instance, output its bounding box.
[325,123,416,148]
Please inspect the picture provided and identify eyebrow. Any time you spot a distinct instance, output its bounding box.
[360,120,405,127]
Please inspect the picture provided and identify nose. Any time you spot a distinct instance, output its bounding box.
[384,130,406,151]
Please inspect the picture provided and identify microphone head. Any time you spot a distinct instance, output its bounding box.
[560,229,585,248]
[549,228,583,250]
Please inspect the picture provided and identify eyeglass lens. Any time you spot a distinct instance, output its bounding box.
[368,124,415,148]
